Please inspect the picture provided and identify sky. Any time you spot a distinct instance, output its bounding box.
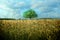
[0,0,60,19]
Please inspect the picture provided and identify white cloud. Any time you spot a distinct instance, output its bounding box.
[0,0,60,18]
[31,0,60,12]
[14,1,25,7]
[18,2,25,5]
[0,4,13,11]
[30,0,60,18]
[31,1,47,9]
[0,4,19,18]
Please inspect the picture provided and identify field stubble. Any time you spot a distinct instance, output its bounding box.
[0,19,60,40]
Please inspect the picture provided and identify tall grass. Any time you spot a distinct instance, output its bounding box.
[0,19,60,40]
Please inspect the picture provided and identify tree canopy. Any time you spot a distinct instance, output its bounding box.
[23,9,38,19]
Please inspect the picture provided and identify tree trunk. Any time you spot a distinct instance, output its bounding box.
[30,17,31,19]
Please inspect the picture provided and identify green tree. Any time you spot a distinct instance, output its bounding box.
[23,9,38,19]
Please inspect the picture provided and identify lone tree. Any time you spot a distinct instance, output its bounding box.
[23,9,38,19]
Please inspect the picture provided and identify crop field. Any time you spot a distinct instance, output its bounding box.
[0,19,60,40]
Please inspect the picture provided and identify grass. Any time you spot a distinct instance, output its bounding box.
[0,19,60,40]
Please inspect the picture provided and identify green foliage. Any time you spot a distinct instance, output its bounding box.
[23,9,37,19]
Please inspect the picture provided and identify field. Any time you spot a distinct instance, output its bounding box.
[0,19,60,40]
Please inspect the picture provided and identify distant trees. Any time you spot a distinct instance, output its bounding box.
[0,18,15,20]
[23,9,38,19]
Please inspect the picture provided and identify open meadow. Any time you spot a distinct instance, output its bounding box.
[0,19,60,40]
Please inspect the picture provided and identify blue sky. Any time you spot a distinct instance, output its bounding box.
[0,0,60,19]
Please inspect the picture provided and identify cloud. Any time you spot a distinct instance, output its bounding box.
[0,0,60,18]
[31,0,59,12]
[30,0,60,18]
[14,1,25,7]
[0,4,19,18]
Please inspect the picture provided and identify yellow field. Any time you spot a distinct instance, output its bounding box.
[0,19,60,40]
